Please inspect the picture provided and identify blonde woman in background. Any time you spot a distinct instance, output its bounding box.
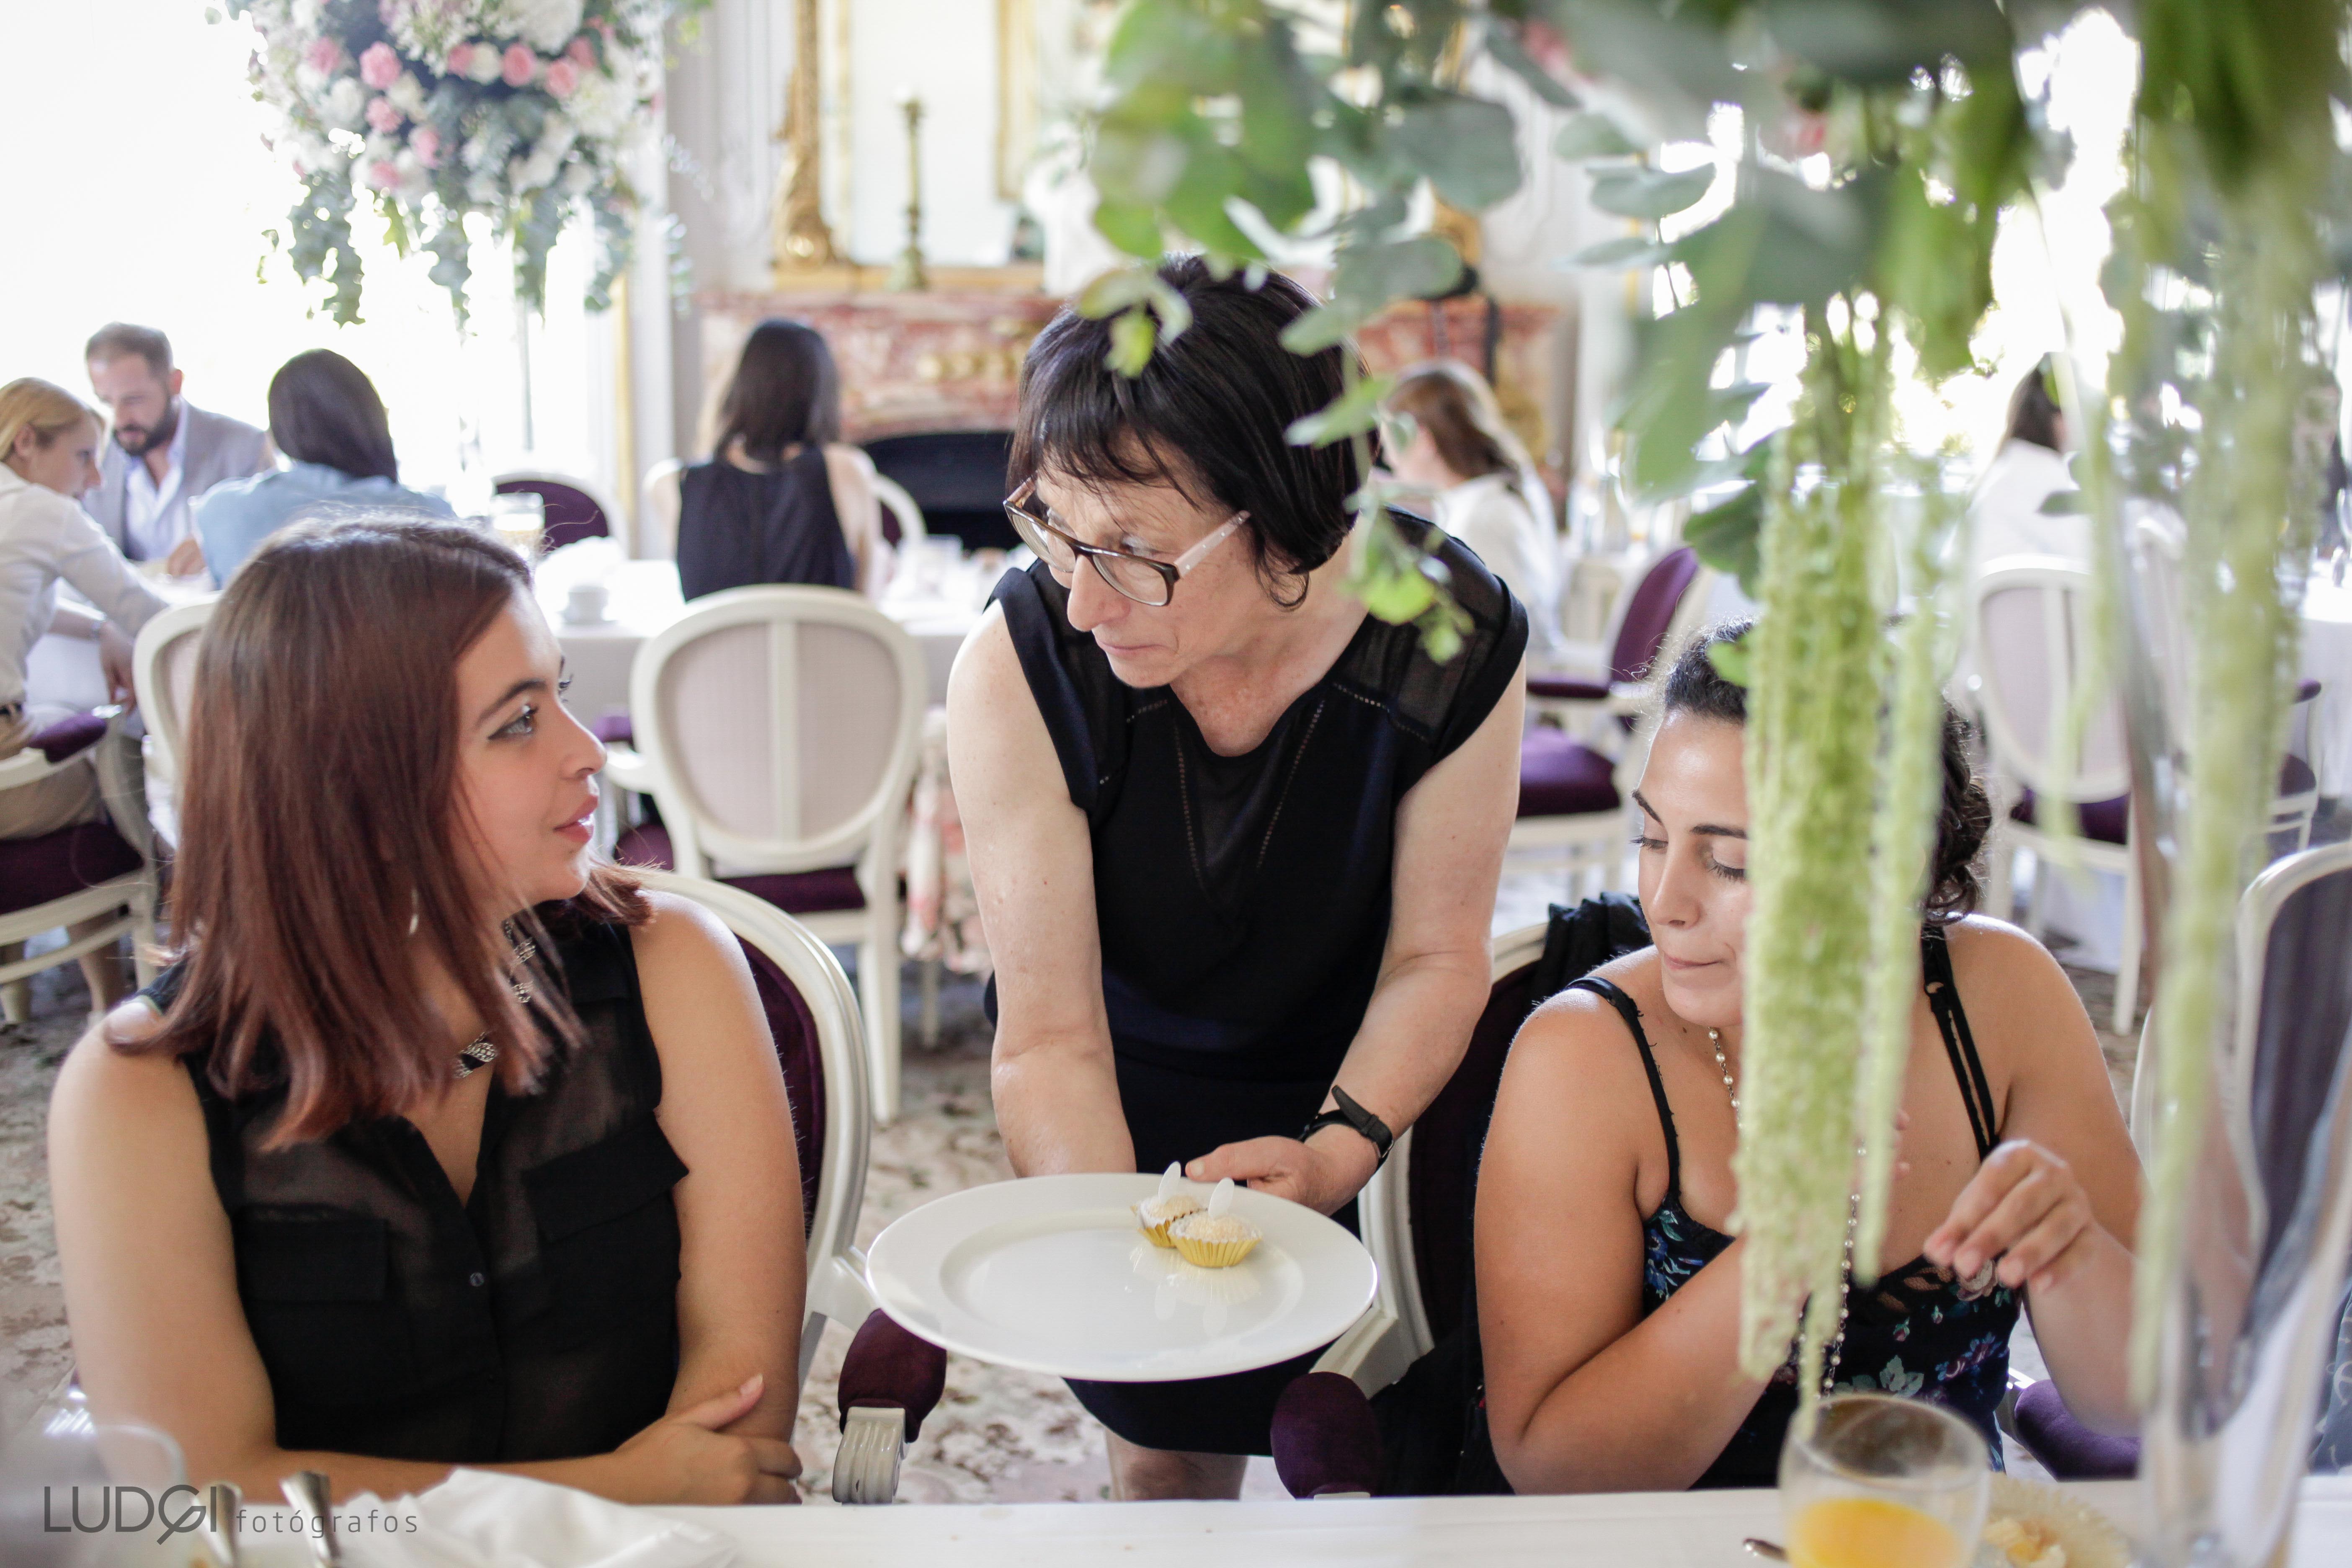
[1386,361,1564,665]
[0,378,166,1009]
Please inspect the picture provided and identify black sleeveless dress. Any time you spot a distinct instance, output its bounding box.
[150,914,689,1463]
[990,521,1527,1454]
[676,446,856,601]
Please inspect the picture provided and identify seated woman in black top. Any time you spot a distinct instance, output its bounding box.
[950,258,1527,1498]
[1477,623,2142,1492]
[49,516,808,1505]
[677,318,888,601]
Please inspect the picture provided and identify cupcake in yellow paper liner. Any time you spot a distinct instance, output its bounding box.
[1170,1179,1261,1268]
[1132,1162,1204,1248]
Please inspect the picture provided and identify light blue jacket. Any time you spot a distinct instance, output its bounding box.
[194,461,455,582]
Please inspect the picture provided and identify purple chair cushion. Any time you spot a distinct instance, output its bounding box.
[2013,1380,2138,1479]
[0,822,144,916]
[614,823,866,915]
[31,711,108,763]
[592,714,635,747]
[732,939,825,1235]
[838,1310,949,1437]
[2009,788,2130,846]
[2281,752,2318,797]
[1525,675,1610,703]
[495,477,609,552]
[1272,1371,1383,1498]
[1519,728,1620,818]
[1609,546,1701,684]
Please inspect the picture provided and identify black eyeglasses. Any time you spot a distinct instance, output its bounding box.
[1003,479,1247,608]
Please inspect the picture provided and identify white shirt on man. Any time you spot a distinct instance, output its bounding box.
[0,466,167,712]
[121,408,193,564]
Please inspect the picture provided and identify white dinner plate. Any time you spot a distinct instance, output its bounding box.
[863,1173,1379,1382]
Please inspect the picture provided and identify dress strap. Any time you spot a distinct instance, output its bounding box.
[1568,976,1682,1207]
[1921,926,2000,1160]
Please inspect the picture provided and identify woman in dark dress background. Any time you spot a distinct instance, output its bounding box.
[678,318,888,601]
[948,258,1527,1498]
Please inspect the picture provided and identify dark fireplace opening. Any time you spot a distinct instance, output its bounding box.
[863,430,1019,552]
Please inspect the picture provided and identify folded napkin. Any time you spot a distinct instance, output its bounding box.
[327,1469,737,1568]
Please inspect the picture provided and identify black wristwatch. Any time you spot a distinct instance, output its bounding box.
[1299,1084,1395,1168]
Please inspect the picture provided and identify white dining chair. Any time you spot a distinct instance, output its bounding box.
[869,473,927,549]
[626,870,876,1376]
[1510,546,1716,897]
[608,587,928,1124]
[130,596,218,799]
[1971,555,2143,1033]
[0,712,160,1019]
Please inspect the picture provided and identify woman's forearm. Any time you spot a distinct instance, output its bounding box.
[2020,1225,2138,1431]
[1325,947,1491,1134]
[1493,1241,1769,1494]
[991,1036,1135,1176]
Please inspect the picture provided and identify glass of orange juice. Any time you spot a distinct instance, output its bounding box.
[1779,1393,1991,1568]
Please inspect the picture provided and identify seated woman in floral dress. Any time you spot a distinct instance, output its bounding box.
[1476,622,2143,1491]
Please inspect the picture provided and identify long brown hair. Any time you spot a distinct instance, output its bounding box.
[1386,360,1534,483]
[124,516,645,1146]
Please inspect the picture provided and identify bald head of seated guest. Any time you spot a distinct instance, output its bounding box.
[191,348,454,584]
[1474,621,2144,1494]
[48,516,807,1506]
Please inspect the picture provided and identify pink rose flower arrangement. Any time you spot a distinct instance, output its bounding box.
[228,0,696,325]
[358,41,402,91]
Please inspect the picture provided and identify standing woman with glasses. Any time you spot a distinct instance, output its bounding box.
[949,257,1528,1498]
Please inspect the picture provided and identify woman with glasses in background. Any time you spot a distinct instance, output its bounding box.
[947,258,1528,1499]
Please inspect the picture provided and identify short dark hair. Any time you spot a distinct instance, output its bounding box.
[267,350,398,482]
[1660,620,1994,923]
[713,319,841,463]
[2006,357,2064,451]
[85,322,173,380]
[1009,257,1365,606]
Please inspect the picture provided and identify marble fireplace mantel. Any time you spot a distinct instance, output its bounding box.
[696,276,1561,467]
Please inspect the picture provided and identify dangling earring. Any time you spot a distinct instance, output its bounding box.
[407,889,421,938]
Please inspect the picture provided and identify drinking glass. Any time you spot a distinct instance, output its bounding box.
[0,1388,188,1568]
[488,491,547,561]
[1777,1393,1990,1568]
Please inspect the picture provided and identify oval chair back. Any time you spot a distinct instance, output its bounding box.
[495,472,619,553]
[1972,554,2132,805]
[626,869,875,1379]
[131,596,219,793]
[1609,545,1703,684]
[869,474,927,549]
[624,585,928,1123]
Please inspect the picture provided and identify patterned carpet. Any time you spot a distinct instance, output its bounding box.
[2,870,2135,1496]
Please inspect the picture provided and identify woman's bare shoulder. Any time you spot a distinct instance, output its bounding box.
[50,1003,204,1147]
[1504,948,1663,1095]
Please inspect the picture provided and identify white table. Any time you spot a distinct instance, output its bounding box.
[539,560,981,726]
[655,1477,2352,1568]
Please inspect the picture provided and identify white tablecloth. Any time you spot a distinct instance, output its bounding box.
[649,1478,2352,1568]
[540,560,979,726]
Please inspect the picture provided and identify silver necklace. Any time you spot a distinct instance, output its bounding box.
[1709,1025,1859,1395]
[453,922,537,1079]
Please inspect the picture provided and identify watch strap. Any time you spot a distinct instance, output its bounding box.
[1300,1084,1394,1167]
